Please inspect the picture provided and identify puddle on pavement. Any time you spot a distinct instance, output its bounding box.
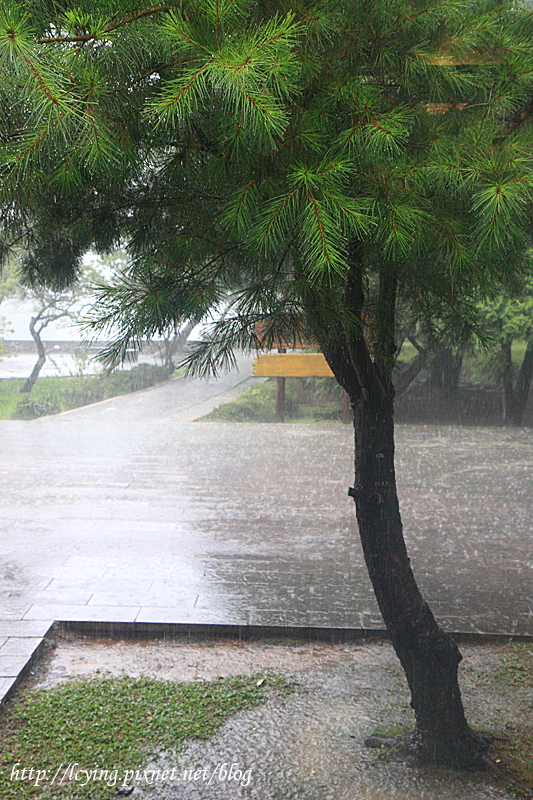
[28,634,520,800]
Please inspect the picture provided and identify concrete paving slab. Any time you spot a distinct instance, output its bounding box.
[0,677,18,704]
[29,589,95,605]
[0,656,34,677]
[136,607,249,625]
[0,620,53,638]
[23,604,141,623]
[0,637,45,658]
[45,577,154,593]
[88,590,197,606]
[0,605,33,621]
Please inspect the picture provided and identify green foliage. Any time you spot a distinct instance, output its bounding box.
[59,364,170,407]
[1,1,533,379]
[478,267,533,343]
[13,395,60,419]
[202,377,343,422]
[203,383,278,422]
[0,673,289,799]
[473,261,533,389]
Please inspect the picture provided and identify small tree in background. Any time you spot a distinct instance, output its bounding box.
[477,268,533,425]
[16,263,104,392]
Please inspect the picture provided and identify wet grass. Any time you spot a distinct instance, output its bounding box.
[0,365,170,420]
[487,645,533,796]
[200,378,345,423]
[0,673,291,799]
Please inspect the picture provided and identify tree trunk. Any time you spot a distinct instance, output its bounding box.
[275,348,287,422]
[275,377,286,422]
[20,319,47,393]
[513,340,533,426]
[305,257,488,768]
[350,383,489,766]
[394,337,427,397]
[501,340,514,423]
[427,346,463,399]
[501,339,533,426]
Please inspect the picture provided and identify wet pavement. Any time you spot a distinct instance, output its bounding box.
[1,354,533,699]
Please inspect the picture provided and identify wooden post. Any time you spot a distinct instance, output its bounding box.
[342,391,351,424]
[275,348,286,422]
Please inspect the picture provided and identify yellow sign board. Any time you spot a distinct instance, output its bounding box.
[253,353,334,378]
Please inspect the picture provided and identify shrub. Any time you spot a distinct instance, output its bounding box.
[4,364,171,419]
[13,397,61,420]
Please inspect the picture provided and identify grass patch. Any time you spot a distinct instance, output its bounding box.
[486,645,533,795]
[492,735,533,798]
[494,646,533,687]
[0,673,291,798]
[0,365,170,420]
[201,378,345,423]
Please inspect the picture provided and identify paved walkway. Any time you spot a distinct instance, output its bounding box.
[1,356,533,702]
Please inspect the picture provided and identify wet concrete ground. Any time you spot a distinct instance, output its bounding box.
[1,354,533,699]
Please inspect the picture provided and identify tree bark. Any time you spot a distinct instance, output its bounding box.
[349,382,489,766]
[307,260,489,768]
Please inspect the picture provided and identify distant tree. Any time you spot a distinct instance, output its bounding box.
[0,260,17,306]
[394,334,429,397]
[0,260,22,359]
[154,322,195,373]
[16,264,102,392]
[477,270,533,426]
[426,344,464,399]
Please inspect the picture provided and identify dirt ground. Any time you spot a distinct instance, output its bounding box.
[19,631,533,800]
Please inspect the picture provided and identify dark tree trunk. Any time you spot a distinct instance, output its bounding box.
[275,377,286,422]
[304,254,489,767]
[350,382,489,766]
[20,318,47,393]
[427,346,463,399]
[501,339,533,426]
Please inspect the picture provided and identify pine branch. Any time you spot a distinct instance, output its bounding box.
[37,6,171,45]
[493,97,533,144]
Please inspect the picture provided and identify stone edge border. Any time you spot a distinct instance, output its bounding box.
[0,625,54,708]
[1,620,532,710]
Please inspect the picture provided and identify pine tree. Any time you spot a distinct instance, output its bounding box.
[3,0,533,767]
